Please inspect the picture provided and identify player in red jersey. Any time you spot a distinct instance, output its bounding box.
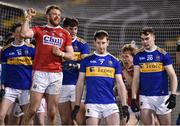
[121,43,140,125]
[20,5,74,125]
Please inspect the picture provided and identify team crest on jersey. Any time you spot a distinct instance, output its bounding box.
[24,50,29,55]
[43,35,63,47]
[155,56,160,61]
[87,108,90,113]
[74,46,78,51]
[108,60,113,66]
[59,33,63,37]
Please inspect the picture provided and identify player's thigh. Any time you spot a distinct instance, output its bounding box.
[59,85,75,103]
[58,101,71,117]
[141,108,155,125]
[46,94,59,113]
[157,113,171,125]
[0,98,14,118]
[29,91,44,111]
[86,117,99,125]
[105,112,120,125]
[126,114,139,125]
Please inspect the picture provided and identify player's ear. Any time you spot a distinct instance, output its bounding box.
[93,40,96,45]
[107,40,109,46]
[46,13,49,19]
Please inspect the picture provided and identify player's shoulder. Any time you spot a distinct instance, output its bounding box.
[135,47,144,55]
[156,47,167,55]
[1,43,12,51]
[60,27,71,35]
[108,53,119,61]
[24,43,35,48]
[76,37,87,44]
[83,53,94,59]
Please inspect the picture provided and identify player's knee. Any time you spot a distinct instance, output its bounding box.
[61,117,73,125]
[47,108,56,119]
[0,113,6,122]
[27,107,38,116]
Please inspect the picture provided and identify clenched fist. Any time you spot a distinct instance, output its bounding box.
[52,46,65,57]
[26,8,37,20]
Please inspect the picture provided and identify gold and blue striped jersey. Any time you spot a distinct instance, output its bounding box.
[80,52,122,104]
[133,46,172,96]
[1,42,35,90]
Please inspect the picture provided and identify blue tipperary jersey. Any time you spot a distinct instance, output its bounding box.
[80,52,122,104]
[62,37,89,85]
[133,46,172,96]
[1,42,35,90]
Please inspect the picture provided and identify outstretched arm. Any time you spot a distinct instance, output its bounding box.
[20,8,36,38]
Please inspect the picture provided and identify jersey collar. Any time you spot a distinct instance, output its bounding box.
[45,25,62,29]
[94,51,109,57]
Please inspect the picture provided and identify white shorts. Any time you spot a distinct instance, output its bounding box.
[140,95,172,115]
[31,70,63,95]
[4,87,29,103]
[59,85,76,103]
[37,98,46,113]
[85,103,119,118]
[18,90,29,105]
[59,85,86,103]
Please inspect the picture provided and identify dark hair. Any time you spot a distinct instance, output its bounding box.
[140,27,155,36]
[4,33,14,46]
[11,22,22,32]
[94,30,109,41]
[45,5,62,14]
[62,17,78,27]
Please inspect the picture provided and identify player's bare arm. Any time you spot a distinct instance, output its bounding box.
[116,74,127,106]
[52,45,74,60]
[131,66,140,99]
[164,65,178,94]
[20,8,36,38]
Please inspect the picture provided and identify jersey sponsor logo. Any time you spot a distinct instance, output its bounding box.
[140,62,164,72]
[86,66,115,78]
[43,35,63,47]
[7,56,33,65]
